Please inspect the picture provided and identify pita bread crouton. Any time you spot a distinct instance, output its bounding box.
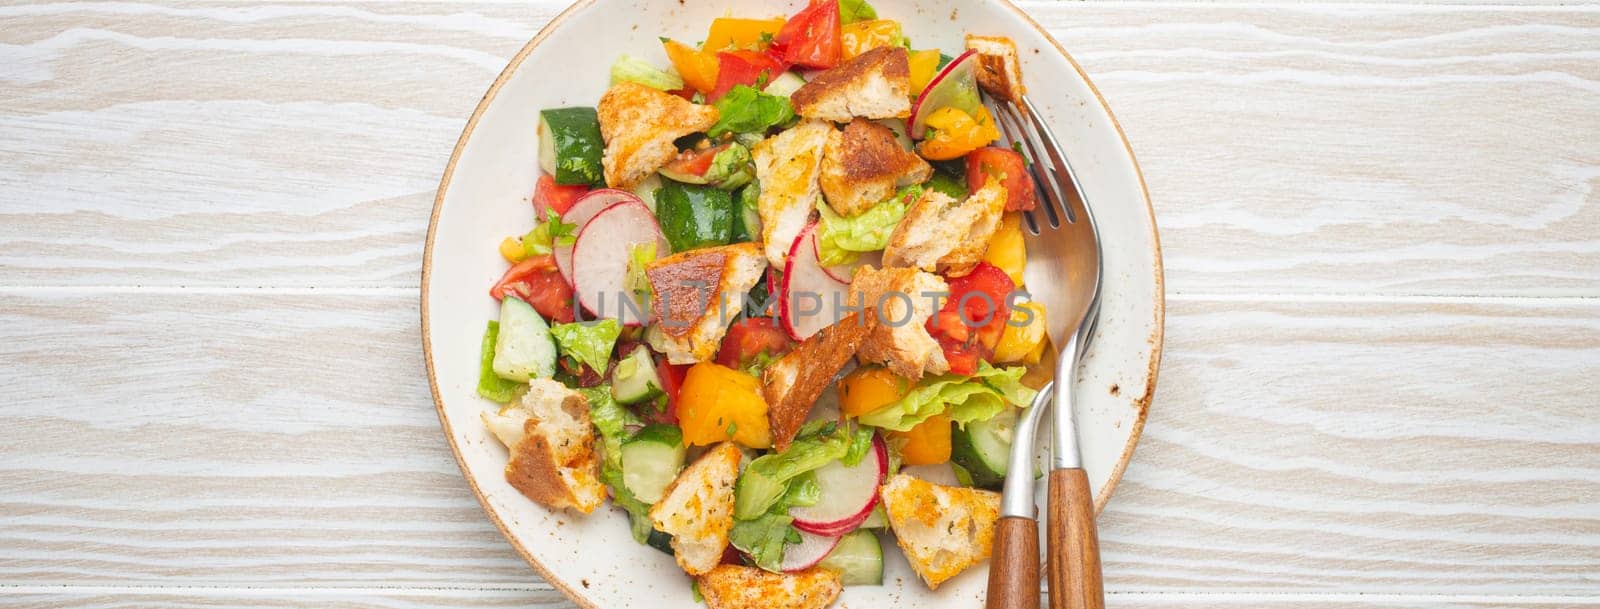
[819,119,933,216]
[762,313,874,451]
[647,242,768,365]
[882,177,1007,276]
[751,119,831,267]
[696,564,843,609]
[649,442,742,576]
[966,35,1026,108]
[597,81,719,190]
[480,379,605,513]
[880,473,1002,589]
[791,46,912,122]
[847,266,949,380]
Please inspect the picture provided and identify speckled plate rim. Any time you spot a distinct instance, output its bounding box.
[419,1,1164,606]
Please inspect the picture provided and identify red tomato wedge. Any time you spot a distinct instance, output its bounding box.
[489,256,577,324]
[771,0,841,70]
[654,356,689,424]
[710,51,787,102]
[661,143,727,180]
[966,147,1037,212]
[716,317,797,369]
[927,262,1015,374]
[532,174,590,215]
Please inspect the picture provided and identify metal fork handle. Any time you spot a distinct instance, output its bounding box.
[987,384,1053,609]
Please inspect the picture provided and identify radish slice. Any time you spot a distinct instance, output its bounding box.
[908,50,981,140]
[570,200,668,327]
[780,530,842,572]
[816,239,881,284]
[792,435,888,536]
[556,189,638,282]
[780,222,851,340]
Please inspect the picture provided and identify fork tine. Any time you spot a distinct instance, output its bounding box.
[993,102,1065,228]
[1021,96,1093,227]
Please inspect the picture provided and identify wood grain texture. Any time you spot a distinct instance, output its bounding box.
[988,516,1042,609]
[0,1,1594,295]
[1,293,1595,599]
[1048,468,1105,609]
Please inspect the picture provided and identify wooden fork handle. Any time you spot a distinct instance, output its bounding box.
[1046,468,1104,609]
[985,516,1040,609]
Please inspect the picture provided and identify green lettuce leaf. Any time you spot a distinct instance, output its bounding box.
[582,386,654,543]
[839,0,878,24]
[734,425,866,520]
[704,143,754,191]
[857,363,1037,431]
[610,54,685,91]
[477,321,522,403]
[815,184,920,266]
[549,319,621,374]
[522,208,578,257]
[709,85,795,137]
[729,512,801,572]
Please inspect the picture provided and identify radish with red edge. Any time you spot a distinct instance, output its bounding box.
[570,200,667,326]
[816,239,881,284]
[780,221,851,340]
[908,50,981,140]
[779,529,842,572]
[791,435,888,536]
[555,189,637,282]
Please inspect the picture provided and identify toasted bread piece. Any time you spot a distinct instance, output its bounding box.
[819,119,933,216]
[649,442,742,576]
[791,46,911,122]
[966,35,1026,107]
[752,119,831,267]
[696,564,843,609]
[879,473,1001,589]
[597,81,720,190]
[647,242,767,365]
[848,266,949,380]
[882,178,1007,276]
[762,313,874,451]
[480,379,605,513]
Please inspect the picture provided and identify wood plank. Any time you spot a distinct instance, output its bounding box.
[1,291,1594,593]
[1,2,1596,295]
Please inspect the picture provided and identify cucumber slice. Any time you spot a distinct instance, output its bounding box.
[817,529,883,585]
[612,345,665,405]
[538,107,605,186]
[950,407,1018,490]
[857,503,887,529]
[646,529,675,556]
[621,424,686,504]
[492,296,557,382]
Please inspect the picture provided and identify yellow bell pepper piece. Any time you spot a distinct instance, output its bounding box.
[889,413,952,465]
[983,212,1027,286]
[662,38,719,95]
[838,366,910,418]
[499,237,527,263]
[706,17,785,51]
[908,49,941,95]
[994,302,1048,364]
[677,362,772,448]
[916,105,1001,161]
[841,19,903,60]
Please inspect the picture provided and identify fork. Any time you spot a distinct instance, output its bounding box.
[982,94,1105,609]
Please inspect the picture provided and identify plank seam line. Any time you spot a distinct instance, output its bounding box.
[0,585,1597,602]
[1014,0,1600,11]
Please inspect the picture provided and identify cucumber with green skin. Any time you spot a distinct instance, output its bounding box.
[538,107,605,186]
[646,529,675,555]
[492,296,557,382]
[621,424,686,504]
[817,529,884,585]
[611,345,665,405]
[950,407,1018,490]
[654,179,736,252]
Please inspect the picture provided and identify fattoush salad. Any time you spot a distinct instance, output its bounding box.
[475,1,1054,606]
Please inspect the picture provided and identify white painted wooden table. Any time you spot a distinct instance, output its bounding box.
[2,1,1596,607]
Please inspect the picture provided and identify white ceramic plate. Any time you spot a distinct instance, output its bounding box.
[422,1,1163,606]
